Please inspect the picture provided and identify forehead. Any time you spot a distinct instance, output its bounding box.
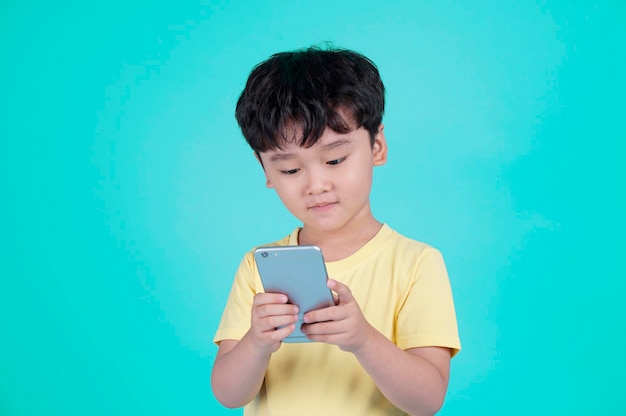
[272,108,358,149]
[264,128,362,162]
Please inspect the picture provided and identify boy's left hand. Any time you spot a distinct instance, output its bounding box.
[301,279,374,353]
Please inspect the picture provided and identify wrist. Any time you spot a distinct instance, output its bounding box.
[242,330,279,359]
[350,323,381,356]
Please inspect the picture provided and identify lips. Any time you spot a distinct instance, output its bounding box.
[308,201,337,213]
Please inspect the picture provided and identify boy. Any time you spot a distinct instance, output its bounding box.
[211,46,460,416]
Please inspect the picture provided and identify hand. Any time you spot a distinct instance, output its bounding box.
[249,293,299,354]
[301,279,374,353]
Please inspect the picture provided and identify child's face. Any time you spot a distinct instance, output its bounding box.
[257,125,387,234]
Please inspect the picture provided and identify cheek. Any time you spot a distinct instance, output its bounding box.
[341,167,373,192]
[271,179,302,204]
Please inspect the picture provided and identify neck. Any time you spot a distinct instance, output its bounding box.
[298,217,383,262]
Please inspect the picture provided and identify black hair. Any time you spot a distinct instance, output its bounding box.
[235,45,385,154]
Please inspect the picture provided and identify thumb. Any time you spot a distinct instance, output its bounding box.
[327,279,353,304]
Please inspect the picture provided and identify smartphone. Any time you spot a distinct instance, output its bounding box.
[253,245,336,343]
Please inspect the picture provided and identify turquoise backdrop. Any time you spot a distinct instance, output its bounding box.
[2,1,625,414]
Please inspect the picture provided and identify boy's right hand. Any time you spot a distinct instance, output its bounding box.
[250,293,299,354]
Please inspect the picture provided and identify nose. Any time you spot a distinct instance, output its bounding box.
[305,169,331,195]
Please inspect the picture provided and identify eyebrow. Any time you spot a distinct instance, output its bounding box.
[268,139,353,163]
[269,152,296,162]
[321,139,352,150]
[270,139,352,162]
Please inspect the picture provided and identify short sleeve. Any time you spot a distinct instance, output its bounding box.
[213,252,261,344]
[395,247,461,356]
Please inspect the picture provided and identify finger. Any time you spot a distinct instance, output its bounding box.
[327,279,354,303]
[255,303,299,320]
[303,303,344,324]
[273,323,296,341]
[265,313,299,331]
[254,292,289,306]
[301,320,343,336]
[253,309,299,338]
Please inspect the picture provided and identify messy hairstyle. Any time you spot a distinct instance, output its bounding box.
[235,45,385,154]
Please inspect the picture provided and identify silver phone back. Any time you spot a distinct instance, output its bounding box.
[254,245,335,342]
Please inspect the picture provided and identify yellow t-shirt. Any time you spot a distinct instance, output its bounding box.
[214,224,461,416]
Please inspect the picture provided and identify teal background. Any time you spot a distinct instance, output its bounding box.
[1,1,624,414]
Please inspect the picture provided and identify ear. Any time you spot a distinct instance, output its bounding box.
[254,151,274,188]
[372,124,388,166]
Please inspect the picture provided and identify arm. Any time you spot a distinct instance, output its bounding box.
[352,335,450,415]
[301,279,451,416]
[211,293,299,408]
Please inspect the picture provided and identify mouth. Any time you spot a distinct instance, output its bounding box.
[308,201,337,213]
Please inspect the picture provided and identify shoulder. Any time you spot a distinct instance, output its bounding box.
[383,226,444,261]
[378,227,448,285]
[230,229,298,291]
[250,229,295,251]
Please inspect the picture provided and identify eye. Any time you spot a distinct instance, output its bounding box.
[280,168,300,175]
[327,157,346,166]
